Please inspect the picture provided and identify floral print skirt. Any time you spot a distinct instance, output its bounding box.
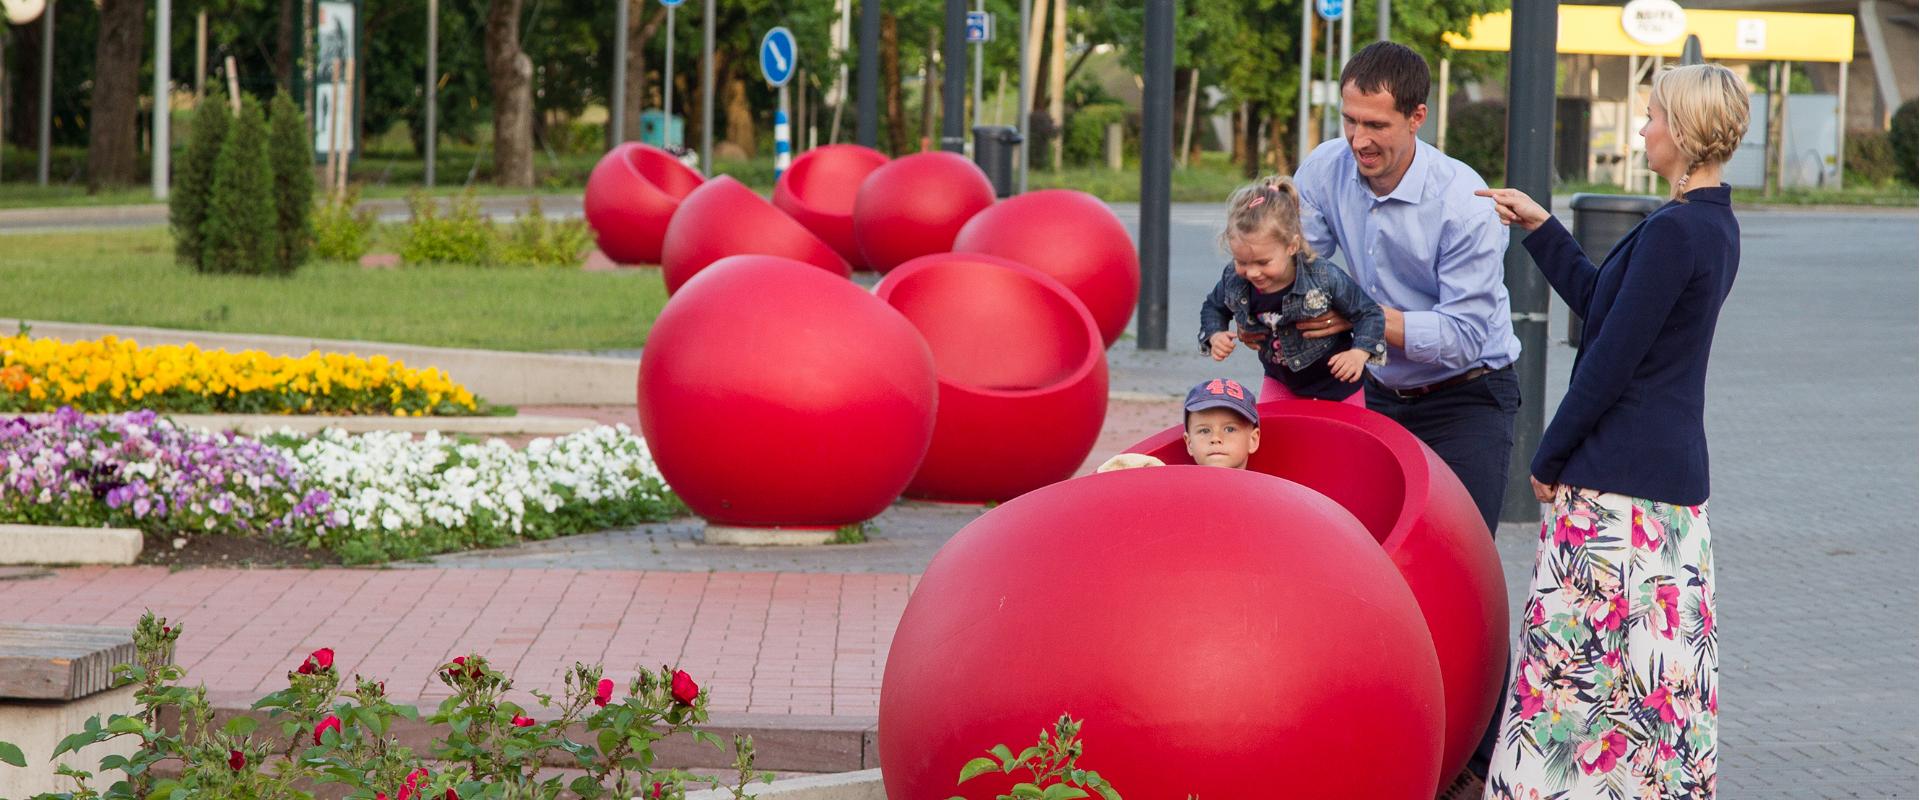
[1485,487,1717,800]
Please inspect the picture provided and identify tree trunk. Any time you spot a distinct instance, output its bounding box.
[485,0,534,187]
[1268,110,1290,175]
[87,0,147,192]
[622,1,668,144]
[274,0,296,88]
[881,12,906,155]
[1239,105,1261,179]
[724,71,756,156]
[921,27,937,150]
[689,48,727,157]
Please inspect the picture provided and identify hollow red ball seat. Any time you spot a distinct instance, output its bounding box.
[952,189,1139,347]
[660,175,851,294]
[636,255,936,528]
[879,466,1446,799]
[583,142,706,265]
[851,152,996,273]
[1124,399,1506,790]
[772,144,889,269]
[875,253,1107,502]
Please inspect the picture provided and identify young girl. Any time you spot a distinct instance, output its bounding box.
[1198,176,1387,407]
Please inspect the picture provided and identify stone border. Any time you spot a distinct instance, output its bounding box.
[684,769,882,800]
[43,411,604,438]
[0,525,142,566]
[702,525,839,547]
[3,319,637,406]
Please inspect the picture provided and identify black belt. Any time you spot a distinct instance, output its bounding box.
[1370,365,1505,399]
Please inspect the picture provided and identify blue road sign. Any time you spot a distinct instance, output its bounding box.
[966,11,993,43]
[760,27,797,87]
[1316,0,1343,21]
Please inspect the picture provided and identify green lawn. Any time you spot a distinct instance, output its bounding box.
[0,228,667,352]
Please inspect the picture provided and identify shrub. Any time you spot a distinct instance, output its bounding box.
[1891,99,1917,185]
[400,191,495,265]
[170,91,229,268]
[311,190,377,262]
[268,91,315,274]
[497,197,592,267]
[1846,128,1897,186]
[199,97,280,275]
[1065,103,1131,167]
[1449,100,1507,182]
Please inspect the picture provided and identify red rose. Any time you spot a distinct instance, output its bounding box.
[397,767,429,800]
[510,715,535,727]
[594,678,614,707]
[228,749,245,770]
[297,647,335,675]
[449,655,483,679]
[313,714,343,745]
[670,670,699,706]
[446,790,459,800]
[650,782,666,799]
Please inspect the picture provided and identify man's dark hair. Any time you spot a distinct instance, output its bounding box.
[1339,41,1431,117]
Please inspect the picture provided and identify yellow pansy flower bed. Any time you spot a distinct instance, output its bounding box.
[0,334,482,416]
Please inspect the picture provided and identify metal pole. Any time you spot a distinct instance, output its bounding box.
[1179,67,1198,167]
[1836,61,1848,188]
[1377,0,1388,41]
[941,0,966,152]
[973,0,985,133]
[1296,0,1311,167]
[701,0,714,172]
[857,0,877,148]
[664,4,675,148]
[195,11,207,101]
[775,84,790,176]
[612,0,627,147]
[1321,22,1333,139]
[1340,1,1351,68]
[154,0,171,199]
[1139,0,1172,351]
[1776,61,1792,191]
[1436,57,1449,152]
[1016,0,1029,190]
[1499,0,1556,524]
[425,0,438,186]
[37,0,52,187]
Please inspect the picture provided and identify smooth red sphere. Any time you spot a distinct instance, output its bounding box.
[952,189,1140,347]
[636,255,936,528]
[660,175,851,294]
[1124,399,1507,789]
[851,152,996,273]
[583,143,705,265]
[772,144,889,269]
[879,466,1446,799]
[875,253,1107,502]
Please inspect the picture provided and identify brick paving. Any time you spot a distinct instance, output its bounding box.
[2,204,1913,797]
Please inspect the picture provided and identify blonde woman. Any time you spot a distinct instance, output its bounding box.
[1474,63,1749,799]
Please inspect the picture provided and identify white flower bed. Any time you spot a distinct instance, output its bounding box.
[270,424,678,562]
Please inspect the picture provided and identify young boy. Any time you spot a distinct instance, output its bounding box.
[1097,378,1261,472]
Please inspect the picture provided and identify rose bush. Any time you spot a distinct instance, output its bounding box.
[0,333,482,417]
[0,613,772,800]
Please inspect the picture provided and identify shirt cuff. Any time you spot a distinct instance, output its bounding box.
[1400,310,1441,364]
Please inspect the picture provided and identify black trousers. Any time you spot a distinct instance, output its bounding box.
[1366,365,1520,777]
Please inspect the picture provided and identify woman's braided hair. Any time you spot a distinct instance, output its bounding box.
[1649,64,1750,201]
[1221,175,1317,259]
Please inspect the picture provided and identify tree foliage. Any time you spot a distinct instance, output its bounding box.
[200,97,279,275]
[172,91,231,268]
[269,91,314,274]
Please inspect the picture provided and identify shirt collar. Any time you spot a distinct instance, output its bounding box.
[1351,138,1431,205]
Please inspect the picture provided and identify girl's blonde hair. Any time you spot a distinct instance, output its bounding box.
[1221,175,1316,259]
[1649,64,1751,200]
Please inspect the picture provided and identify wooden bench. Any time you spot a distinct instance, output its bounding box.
[0,623,143,797]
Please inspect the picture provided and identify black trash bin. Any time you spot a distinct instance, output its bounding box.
[1566,193,1665,348]
[972,125,1023,198]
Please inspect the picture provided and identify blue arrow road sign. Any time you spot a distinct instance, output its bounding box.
[966,11,992,43]
[659,0,684,7]
[760,27,796,87]
[1317,0,1343,20]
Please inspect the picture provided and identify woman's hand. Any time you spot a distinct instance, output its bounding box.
[1530,475,1558,503]
[1474,187,1551,232]
[1208,331,1237,361]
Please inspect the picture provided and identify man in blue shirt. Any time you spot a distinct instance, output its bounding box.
[1290,42,1519,794]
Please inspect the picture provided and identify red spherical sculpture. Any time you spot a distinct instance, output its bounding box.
[851,152,996,273]
[660,175,851,294]
[583,143,706,265]
[636,255,936,528]
[875,253,1107,502]
[772,144,889,269]
[952,189,1139,348]
[1124,399,1507,789]
[879,466,1446,799]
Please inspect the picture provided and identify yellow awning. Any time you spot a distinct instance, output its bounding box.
[1442,5,1855,63]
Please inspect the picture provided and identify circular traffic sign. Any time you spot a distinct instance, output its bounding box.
[1316,0,1344,21]
[760,27,797,87]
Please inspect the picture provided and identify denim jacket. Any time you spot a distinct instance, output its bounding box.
[1198,255,1389,373]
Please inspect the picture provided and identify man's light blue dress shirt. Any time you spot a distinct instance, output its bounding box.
[1291,137,1521,391]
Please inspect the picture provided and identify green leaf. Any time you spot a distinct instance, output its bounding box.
[0,741,24,767]
[1095,785,1123,800]
[222,717,258,737]
[957,756,1000,784]
[105,716,146,735]
[1012,786,1047,799]
[1039,786,1090,800]
[989,744,1015,764]
[52,730,106,759]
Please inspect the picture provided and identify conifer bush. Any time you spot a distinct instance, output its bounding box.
[200,98,280,275]
[170,91,230,268]
[268,91,315,274]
